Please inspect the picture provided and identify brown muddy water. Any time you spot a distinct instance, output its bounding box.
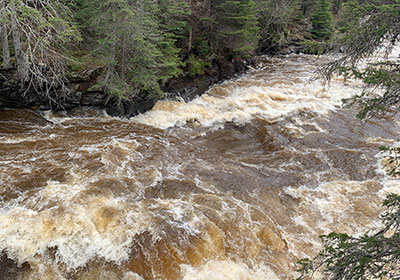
[0,54,399,280]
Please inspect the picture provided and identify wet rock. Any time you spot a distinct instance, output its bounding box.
[0,57,252,117]
[80,91,107,106]
[165,58,252,103]
[0,252,30,280]
[278,45,303,55]
[217,58,236,80]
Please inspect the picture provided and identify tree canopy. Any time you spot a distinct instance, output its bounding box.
[317,1,400,119]
[0,0,81,99]
[1,0,398,105]
[310,0,333,39]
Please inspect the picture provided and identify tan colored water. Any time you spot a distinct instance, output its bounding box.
[0,54,399,280]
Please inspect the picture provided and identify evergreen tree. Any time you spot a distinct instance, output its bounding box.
[310,0,333,39]
[337,0,363,33]
[331,0,342,14]
[79,0,189,99]
[155,0,191,84]
[0,0,81,96]
[215,0,260,57]
[301,0,317,16]
[317,1,400,119]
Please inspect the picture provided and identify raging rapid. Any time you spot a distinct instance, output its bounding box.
[0,54,399,280]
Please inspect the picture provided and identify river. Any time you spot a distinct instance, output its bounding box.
[0,54,399,280]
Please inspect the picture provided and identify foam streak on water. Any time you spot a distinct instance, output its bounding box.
[134,55,364,129]
[0,54,399,280]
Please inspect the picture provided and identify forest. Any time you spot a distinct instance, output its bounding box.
[0,0,395,112]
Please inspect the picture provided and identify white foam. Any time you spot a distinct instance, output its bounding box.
[133,56,364,130]
[0,189,154,270]
[181,260,278,280]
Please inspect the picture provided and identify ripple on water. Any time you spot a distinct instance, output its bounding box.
[0,53,399,279]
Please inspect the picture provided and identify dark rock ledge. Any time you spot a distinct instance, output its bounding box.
[0,57,253,118]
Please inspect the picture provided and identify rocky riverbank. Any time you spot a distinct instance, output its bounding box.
[0,57,256,118]
[0,39,309,118]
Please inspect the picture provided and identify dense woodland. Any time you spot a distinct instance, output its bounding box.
[0,0,395,104]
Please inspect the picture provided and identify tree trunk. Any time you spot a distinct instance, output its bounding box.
[0,0,11,69]
[188,27,192,53]
[332,0,342,15]
[9,2,27,81]
[105,48,116,83]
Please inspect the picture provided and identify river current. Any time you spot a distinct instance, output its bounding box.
[0,54,399,280]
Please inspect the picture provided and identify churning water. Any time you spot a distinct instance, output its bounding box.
[0,54,399,280]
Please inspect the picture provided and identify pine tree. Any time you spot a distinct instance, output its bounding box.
[1,0,81,95]
[155,0,191,84]
[301,0,317,16]
[331,0,342,14]
[310,0,333,39]
[79,0,189,99]
[215,0,260,57]
[317,1,400,119]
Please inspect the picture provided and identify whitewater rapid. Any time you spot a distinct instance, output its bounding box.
[0,54,399,280]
